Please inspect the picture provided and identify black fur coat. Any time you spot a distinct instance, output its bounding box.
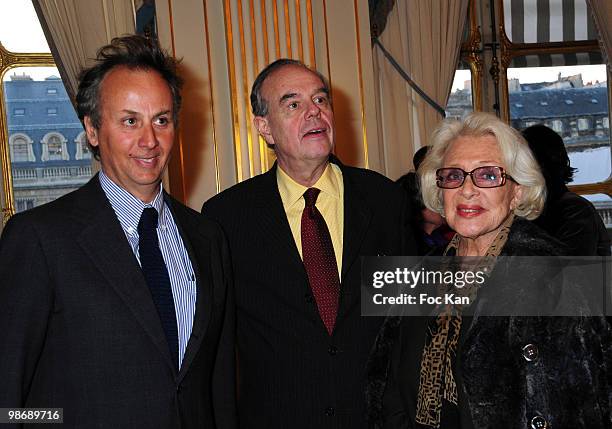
[366,218,612,429]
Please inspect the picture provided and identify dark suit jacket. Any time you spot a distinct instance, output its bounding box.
[534,189,611,256]
[368,218,612,429]
[0,175,236,429]
[202,159,414,428]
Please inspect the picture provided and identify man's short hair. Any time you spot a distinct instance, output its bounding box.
[250,58,329,117]
[76,35,183,159]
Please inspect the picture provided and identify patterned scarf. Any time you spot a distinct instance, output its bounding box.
[415,214,514,427]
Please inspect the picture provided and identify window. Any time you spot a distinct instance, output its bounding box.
[40,133,68,161]
[12,138,28,161]
[446,68,473,120]
[15,198,35,213]
[500,0,611,227]
[11,137,29,162]
[8,133,35,162]
[75,131,92,160]
[47,135,62,160]
[578,118,590,131]
[0,2,91,221]
[507,66,610,186]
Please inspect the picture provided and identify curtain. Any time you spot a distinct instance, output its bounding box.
[32,0,136,102]
[587,1,612,193]
[587,0,612,70]
[373,0,469,179]
[370,0,396,38]
[506,0,601,67]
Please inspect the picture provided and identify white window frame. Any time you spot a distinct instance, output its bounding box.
[9,133,35,162]
[74,131,91,160]
[41,131,69,161]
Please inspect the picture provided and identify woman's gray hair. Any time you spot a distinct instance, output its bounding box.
[418,112,546,220]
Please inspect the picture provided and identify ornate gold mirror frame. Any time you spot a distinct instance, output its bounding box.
[460,0,483,112]
[496,0,611,197]
[0,42,54,223]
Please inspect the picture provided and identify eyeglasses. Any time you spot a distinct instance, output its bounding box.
[436,166,514,189]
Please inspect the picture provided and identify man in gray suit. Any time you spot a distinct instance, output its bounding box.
[0,35,235,429]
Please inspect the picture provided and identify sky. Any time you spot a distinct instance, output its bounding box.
[451,64,608,92]
[0,0,55,81]
[0,1,49,53]
[507,64,608,85]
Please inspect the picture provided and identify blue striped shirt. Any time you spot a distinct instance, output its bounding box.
[99,171,196,369]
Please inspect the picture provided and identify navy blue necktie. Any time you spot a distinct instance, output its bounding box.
[138,207,179,368]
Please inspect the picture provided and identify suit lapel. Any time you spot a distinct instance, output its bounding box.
[265,160,374,327]
[340,166,372,282]
[74,177,176,373]
[252,166,338,334]
[339,165,372,319]
[256,166,307,276]
[168,199,213,383]
[267,160,374,328]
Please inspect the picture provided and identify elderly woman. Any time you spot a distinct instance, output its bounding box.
[367,112,611,429]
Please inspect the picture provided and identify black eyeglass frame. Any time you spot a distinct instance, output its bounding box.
[435,166,515,189]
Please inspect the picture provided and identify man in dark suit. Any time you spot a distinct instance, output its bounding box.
[0,36,235,429]
[202,59,413,428]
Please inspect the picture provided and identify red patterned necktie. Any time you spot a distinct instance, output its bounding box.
[301,188,340,335]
